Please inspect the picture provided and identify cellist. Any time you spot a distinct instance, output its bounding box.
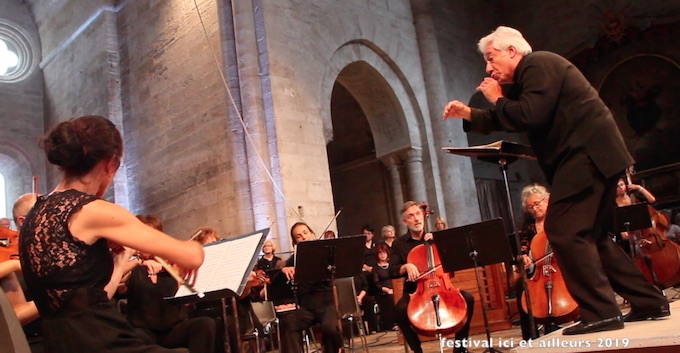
[517,184,578,339]
[389,201,474,353]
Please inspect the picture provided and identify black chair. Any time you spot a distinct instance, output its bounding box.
[334,278,369,353]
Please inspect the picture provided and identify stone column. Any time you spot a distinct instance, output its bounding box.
[382,154,406,235]
[402,148,427,204]
[409,0,480,226]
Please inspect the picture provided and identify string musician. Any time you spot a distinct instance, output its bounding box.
[389,201,474,353]
[278,222,342,353]
[516,184,579,339]
[614,176,656,256]
[18,115,204,353]
[122,215,216,353]
[189,226,264,353]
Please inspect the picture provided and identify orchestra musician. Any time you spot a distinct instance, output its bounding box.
[443,26,669,335]
[190,226,265,353]
[516,184,574,339]
[122,214,216,353]
[389,201,474,353]
[279,222,343,353]
[614,176,656,256]
[18,115,204,353]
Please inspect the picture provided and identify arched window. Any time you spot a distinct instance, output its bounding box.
[0,38,19,76]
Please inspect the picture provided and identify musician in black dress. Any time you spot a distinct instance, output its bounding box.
[19,115,204,353]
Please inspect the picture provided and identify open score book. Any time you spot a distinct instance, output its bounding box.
[172,228,268,299]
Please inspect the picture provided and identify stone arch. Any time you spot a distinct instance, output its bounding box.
[319,40,429,234]
[0,142,37,219]
[320,40,424,159]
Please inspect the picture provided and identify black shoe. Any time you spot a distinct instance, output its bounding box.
[623,303,670,322]
[562,316,624,335]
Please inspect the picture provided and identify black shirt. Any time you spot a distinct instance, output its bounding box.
[388,232,425,295]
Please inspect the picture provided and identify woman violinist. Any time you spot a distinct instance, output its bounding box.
[389,201,474,353]
[18,115,204,353]
[517,184,579,339]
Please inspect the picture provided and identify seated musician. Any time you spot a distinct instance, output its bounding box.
[389,201,474,353]
[516,184,568,339]
[123,215,216,353]
[614,176,657,256]
[279,222,343,353]
[191,226,264,353]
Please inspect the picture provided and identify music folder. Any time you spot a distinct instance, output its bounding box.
[167,228,268,303]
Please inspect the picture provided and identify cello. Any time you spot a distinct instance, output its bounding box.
[624,168,680,289]
[520,231,579,325]
[406,202,468,336]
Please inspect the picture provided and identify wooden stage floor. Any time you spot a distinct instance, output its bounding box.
[349,287,680,353]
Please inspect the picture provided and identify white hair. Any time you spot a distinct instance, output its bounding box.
[478,26,533,56]
[521,184,550,210]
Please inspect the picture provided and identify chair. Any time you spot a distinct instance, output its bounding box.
[251,301,281,352]
[0,287,31,353]
[334,278,369,353]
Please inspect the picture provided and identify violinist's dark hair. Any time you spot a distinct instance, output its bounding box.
[290,222,314,245]
[41,115,122,176]
[361,224,374,233]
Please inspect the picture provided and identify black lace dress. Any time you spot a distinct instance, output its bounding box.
[19,189,183,353]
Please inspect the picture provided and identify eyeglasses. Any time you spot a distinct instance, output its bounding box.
[526,197,546,212]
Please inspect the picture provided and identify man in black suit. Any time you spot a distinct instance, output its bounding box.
[443,26,669,335]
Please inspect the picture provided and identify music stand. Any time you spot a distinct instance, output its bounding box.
[294,235,366,341]
[443,140,538,338]
[615,203,659,285]
[434,218,513,353]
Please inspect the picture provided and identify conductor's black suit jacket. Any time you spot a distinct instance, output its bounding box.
[465,51,634,202]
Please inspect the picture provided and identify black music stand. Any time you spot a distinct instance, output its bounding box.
[434,218,513,353]
[443,140,538,339]
[294,235,366,342]
[615,203,659,285]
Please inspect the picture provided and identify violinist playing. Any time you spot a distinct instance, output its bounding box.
[389,201,474,353]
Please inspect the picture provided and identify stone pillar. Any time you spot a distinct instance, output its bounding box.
[402,148,427,205]
[382,154,406,235]
[409,0,480,226]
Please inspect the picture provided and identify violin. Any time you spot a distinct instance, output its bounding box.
[0,227,20,262]
[625,167,680,289]
[406,202,468,336]
[520,231,579,324]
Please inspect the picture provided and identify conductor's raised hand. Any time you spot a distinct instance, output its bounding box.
[442,100,471,121]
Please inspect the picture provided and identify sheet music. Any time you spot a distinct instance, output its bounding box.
[174,229,268,298]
